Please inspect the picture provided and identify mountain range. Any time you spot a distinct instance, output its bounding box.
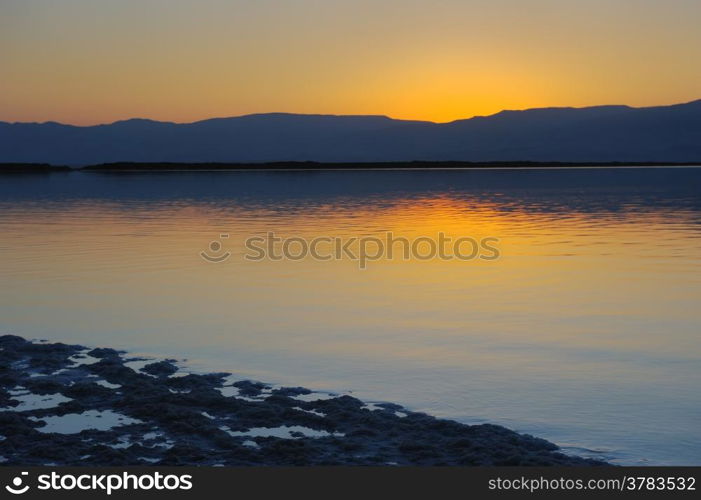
[1,100,700,165]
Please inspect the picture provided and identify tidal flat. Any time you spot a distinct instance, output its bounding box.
[0,336,606,466]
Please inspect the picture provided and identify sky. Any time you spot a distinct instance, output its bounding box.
[2,0,700,125]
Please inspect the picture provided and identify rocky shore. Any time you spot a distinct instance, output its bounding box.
[0,335,607,466]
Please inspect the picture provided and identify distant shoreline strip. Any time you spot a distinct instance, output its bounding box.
[2,161,701,172]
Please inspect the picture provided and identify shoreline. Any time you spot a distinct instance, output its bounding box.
[1,161,701,173]
[0,335,608,466]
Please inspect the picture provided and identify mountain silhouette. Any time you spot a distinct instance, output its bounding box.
[1,100,700,165]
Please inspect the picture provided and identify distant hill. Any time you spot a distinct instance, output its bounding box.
[1,100,700,165]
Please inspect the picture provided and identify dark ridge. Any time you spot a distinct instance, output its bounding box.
[2,99,700,165]
[80,161,701,171]
[4,161,701,173]
[0,163,71,173]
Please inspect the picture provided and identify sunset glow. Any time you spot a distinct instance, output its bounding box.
[2,0,701,125]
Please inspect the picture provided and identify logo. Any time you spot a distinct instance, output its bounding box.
[3,471,193,495]
[200,233,231,262]
[5,472,29,495]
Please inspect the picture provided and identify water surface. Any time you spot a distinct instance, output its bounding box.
[1,167,699,465]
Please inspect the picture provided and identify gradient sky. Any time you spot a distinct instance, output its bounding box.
[2,0,700,125]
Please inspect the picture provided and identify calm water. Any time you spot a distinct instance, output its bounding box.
[1,168,700,465]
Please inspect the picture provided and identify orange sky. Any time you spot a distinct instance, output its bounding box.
[2,0,700,125]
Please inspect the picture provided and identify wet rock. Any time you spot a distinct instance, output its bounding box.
[87,347,123,360]
[232,380,267,397]
[142,361,178,377]
[0,335,609,466]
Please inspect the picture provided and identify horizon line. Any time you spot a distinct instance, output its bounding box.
[3,98,700,128]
